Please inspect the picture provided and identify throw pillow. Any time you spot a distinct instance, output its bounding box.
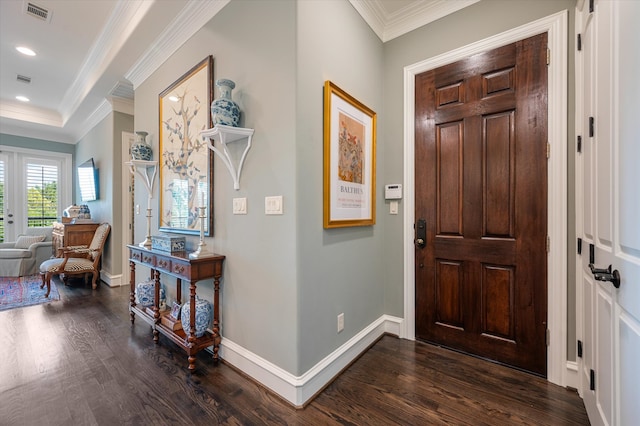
[14,234,46,249]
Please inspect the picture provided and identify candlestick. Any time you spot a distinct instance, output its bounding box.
[189,205,213,259]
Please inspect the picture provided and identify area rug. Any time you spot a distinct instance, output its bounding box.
[0,274,60,311]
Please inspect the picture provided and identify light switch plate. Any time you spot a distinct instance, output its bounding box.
[233,197,247,214]
[390,200,398,215]
[265,195,283,215]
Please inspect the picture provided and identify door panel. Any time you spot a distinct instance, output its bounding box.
[415,33,548,375]
[577,1,640,425]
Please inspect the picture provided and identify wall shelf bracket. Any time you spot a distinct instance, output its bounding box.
[125,160,158,249]
[202,125,254,190]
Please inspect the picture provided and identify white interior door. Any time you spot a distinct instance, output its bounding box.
[122,131,135,284]
[576,1,640,425]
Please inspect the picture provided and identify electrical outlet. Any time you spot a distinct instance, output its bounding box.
[337,313,344,333]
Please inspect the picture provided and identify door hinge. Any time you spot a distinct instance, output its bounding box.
[589,0,595,13]
[577,135,582,153]
[577,340,583,358]
[546,142,550,159]
[590,369,595,391]
[589,117,595,137]
[546,329,550,346]
[546,236,550,253]
[577,237,583,254]
[577,34,582,51]
[546,48,550,66]
[589,243,595,264]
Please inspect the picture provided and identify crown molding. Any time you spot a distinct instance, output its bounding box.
[350,0,480,42]
[110,97,134,115]
[126,0,230,89]
[0,101,63,127]
[59,0,153,123]
[74,98,113,141]
[349,0,386,41]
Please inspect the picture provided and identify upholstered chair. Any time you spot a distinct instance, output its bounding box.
[0,226,53,276]
[39,223,110,297]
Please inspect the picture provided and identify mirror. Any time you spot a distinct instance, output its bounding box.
[78,158,99,201]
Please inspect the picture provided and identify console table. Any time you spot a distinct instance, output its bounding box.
[127,245,225,372]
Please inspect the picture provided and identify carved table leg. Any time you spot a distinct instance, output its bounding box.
[212,275,221,362]
[153,269,160,343]
[187,280,197,372]
[129,260,136,324]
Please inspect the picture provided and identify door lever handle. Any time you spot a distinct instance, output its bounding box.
[589,264,621,288]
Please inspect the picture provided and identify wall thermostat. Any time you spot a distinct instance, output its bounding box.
[385,184,402,200]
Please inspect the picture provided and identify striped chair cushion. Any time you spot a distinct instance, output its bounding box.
[40,257,95,274]
[88,224,110,259]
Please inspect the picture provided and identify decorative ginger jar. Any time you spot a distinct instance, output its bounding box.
[210,79,240,127]
[181,296,212,337]
[78,204,91,219]
[63,204,81,218]
[131,131,152,161]
[135,278,165,308]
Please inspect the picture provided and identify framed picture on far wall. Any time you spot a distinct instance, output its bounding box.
[159,55,214,236]
[323,80,377,229]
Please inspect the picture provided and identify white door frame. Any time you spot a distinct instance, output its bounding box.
[122,131,135,285]
[401,11,570,387]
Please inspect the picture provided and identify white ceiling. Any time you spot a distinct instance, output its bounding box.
[0,0,478,144]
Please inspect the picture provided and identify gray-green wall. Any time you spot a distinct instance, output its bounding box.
[75,111,133,278]
[135,0,300,373]
[0,134,75,155]
[296,0,385,374]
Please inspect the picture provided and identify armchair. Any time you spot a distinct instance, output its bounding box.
[0,227,53,277]
[39,223,110,297]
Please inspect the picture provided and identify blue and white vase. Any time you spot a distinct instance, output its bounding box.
[131,131,152,161]
[211,79,240,127]
[181,296,212,337]
[135,278,165,308]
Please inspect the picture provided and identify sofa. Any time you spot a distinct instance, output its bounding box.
[0,227,53,277]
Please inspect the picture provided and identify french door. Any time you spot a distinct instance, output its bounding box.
[0,146,71,241]
[576,1,640,424]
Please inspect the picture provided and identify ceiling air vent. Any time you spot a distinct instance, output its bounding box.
[24,2,52,23]
[17,74,32,84]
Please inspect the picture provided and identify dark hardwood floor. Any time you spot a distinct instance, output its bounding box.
[0,278,589,425]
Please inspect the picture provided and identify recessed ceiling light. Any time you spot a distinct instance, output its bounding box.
[16,96,30,102]
[16,46,36,56]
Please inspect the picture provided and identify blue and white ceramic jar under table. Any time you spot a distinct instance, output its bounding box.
[181,296,212,338]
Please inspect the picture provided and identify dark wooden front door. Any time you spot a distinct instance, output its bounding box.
[415,33,548,376]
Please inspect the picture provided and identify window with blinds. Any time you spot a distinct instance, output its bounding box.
[27,162,59,227]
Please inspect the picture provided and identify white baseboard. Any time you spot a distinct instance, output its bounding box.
[565,360,578,390]
[101,271,123,287]
[219,314,403,407]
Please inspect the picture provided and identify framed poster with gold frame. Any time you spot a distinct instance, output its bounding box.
[159,56,214,235]
[323,80,377,228]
